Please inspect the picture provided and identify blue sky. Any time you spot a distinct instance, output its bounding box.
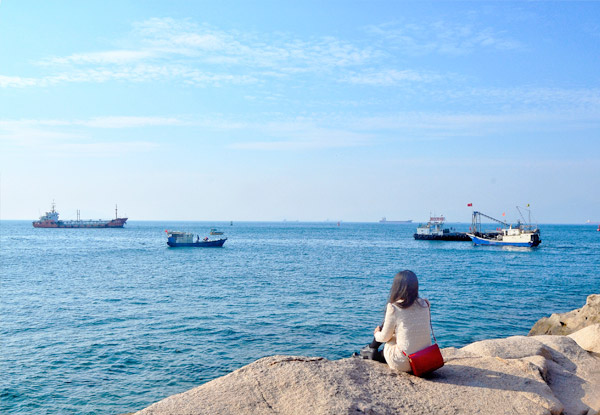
[1,1,599,223]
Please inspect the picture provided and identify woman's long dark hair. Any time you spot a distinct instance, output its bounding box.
[388,270,419,308]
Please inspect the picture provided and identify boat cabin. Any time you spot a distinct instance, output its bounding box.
[416,216,447,236]
[167,231,197,244]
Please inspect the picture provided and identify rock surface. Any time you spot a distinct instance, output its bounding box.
[529,294,600,336]
[135,335,600,415]
[569,324,600,354]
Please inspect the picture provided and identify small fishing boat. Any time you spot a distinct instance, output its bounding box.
[413,216,471,241]
[165,230,227,247]
[467,207,541,247]
[209,228,224,235]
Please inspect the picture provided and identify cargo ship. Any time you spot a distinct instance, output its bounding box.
[379,217,413,224]
[32,203,127,228]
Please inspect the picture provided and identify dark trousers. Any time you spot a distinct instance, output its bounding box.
[367,321,386,363]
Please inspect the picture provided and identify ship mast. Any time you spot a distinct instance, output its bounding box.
[115,204,118,219]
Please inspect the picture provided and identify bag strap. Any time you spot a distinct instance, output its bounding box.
[424,299,437,344]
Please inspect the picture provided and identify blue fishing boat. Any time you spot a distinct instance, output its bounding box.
[166,230,227,247]
[467,207,541,247]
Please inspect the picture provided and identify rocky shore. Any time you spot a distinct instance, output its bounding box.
[134,295,600,415]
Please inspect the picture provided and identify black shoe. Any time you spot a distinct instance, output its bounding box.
[359,345,379,360]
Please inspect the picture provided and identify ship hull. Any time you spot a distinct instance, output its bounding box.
[32,218,128,228]
[413,233,471,241]
[468,234,541,247]
[167,238,227,248]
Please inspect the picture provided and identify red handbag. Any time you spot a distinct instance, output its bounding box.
[402,301,444,377]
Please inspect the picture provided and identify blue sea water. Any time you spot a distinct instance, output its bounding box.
[1,220,598,414]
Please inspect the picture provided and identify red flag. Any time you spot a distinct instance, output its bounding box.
[467,203,472,207]
[502,212,505,216]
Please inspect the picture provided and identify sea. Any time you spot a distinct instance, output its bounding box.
[1,220,598,414]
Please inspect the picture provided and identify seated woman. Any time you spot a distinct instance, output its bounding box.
[361,270,433,372]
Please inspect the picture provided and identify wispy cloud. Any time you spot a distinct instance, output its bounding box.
[39,50,157,66]
[366,20,522,56]
[133,18,382,69]
[6,17,518,90]
[0,117,173,156]
[342,68,443,86]
[0,75,39,88]
[1,17,394,89]
[80,116,184,128]
[0,116,184,130]
[229,129,373,150]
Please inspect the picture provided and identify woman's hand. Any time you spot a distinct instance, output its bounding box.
[373,326,381,336]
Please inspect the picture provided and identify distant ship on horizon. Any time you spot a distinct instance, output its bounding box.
[32,202,127,228]
[379,217,413,224]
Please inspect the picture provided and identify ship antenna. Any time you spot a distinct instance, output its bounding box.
[115,204,118,219]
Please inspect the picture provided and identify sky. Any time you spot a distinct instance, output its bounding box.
[0,1,599,223]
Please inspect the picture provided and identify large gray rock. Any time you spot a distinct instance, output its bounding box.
[529,294,600,336]
[569,324,600,354]
[135,335,600,415]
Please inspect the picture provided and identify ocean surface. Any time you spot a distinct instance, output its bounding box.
[1,220,598,414]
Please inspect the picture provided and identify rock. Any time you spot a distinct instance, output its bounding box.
[461,335,600,415]
[134,335,600,415]
[569,324,600,354]
[529,294,600,336]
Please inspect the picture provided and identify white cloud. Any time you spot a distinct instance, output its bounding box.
[229,128,372,150]
[342,69,443,86]
[0,75,39,88]
[366,20,522,56]
[0,116,183,130]
[0,116,172,156]
[0,17,386,89]
[39,50,156,66]
[80,116,184,128]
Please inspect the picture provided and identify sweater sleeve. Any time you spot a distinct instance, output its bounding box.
[374,303,395,343]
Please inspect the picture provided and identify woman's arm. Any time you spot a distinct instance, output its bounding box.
[374,303,395,343]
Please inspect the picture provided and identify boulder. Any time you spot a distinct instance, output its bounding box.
[529,294,600,336]
[135,335,600,415]
[569,324,600,354]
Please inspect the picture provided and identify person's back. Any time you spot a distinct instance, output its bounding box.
[375,297,432,372]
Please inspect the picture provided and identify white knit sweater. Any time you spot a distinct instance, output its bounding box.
[373,298,432,372]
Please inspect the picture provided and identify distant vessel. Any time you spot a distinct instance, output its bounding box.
[33,203,127,228]
[467,208,541,247]
[413,216,471,241]
[166,230,227,247]
[209,228,224,235]
[379,217,413,224]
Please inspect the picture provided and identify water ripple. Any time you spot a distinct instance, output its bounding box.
[1,221,598,414]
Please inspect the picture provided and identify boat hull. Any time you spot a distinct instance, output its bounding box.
[32,218,128,228]
[167,238,227,248]
[468,234,541,247]
[414,233,471,241]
